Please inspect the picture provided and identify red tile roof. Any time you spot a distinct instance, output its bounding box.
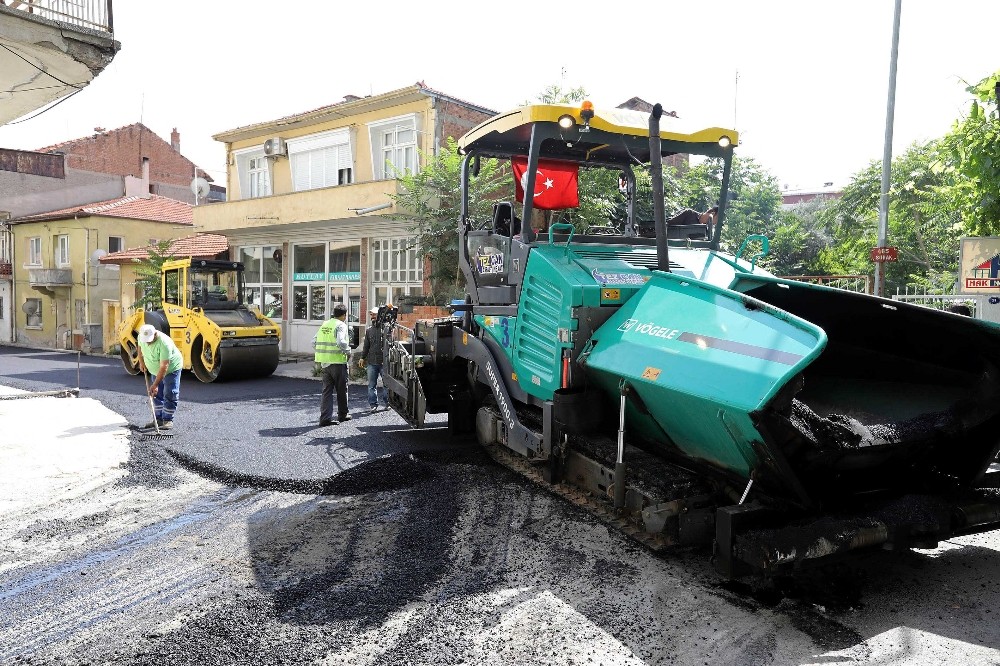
[11,194,194,225]
[100,233,229,265]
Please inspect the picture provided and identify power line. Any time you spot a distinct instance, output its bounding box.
[0,43,86,89]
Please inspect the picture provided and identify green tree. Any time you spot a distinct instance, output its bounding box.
[130,240,175,310]
[764,198,835,276]
[525,84,588,105]
[676,156,783,253]
[391,137,511,303]
[938,70,1000,236]
[823,141,961,292]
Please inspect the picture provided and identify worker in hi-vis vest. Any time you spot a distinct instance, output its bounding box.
[313,303,352,426]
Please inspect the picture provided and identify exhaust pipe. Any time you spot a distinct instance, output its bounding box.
[648,104,670,273]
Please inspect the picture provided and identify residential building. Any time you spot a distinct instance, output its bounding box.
[5,195,193,350]
[1,124,222,219]
[781,183,843,210]
[197,82,494,354]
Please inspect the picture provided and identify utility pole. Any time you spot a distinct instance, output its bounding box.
[875,0,902,297]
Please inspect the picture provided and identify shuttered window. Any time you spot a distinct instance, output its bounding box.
[288,129,353,192]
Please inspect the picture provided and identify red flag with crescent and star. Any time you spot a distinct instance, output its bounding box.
[511,156,579,210]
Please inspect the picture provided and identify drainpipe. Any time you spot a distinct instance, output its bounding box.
[84,221,90,330]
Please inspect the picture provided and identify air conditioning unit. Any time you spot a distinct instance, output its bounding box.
[263,137,286,157]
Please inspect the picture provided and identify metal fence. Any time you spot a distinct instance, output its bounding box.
[779,275,873,294]
[4,0,113,33]
[891,284,975,316]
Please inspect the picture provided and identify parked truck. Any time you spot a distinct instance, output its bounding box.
[379,101,1000,578]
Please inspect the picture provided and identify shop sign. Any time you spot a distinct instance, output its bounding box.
[293,272,361,282]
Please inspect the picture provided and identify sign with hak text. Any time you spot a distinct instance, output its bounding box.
[960,237,1000,293]
[870,246,898,262]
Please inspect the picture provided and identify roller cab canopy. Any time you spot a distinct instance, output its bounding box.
[457,102,739,164]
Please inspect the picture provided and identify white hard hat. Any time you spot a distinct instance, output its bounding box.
[370,307,379,315]
[138,324,157,343]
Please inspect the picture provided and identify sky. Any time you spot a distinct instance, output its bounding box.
[1,1,996,192]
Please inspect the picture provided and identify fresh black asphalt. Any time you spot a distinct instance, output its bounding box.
[0,346,457,490]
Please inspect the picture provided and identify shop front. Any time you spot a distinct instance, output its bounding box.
[238,231,425,356]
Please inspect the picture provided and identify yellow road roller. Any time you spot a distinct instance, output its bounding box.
[118,258,281,382]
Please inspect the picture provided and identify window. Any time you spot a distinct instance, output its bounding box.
[248,157,270,198]
[234,148,271,199]
[24,298,41,327]
[56,235,69,265]
[28,237,41,265]
[368,115,419,180]
[370,237,423,306]
[291,242,362,325]
[288,129,353,191]
[164,269,179,306]
[0,296,4,319]
[239,245,283,318]
[108,236,124,254]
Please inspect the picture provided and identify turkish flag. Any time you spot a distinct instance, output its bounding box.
[511,156,579,210]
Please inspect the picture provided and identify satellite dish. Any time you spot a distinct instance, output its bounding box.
[21,301,38,315]
[191,177,211,202]
[90,249,108,267]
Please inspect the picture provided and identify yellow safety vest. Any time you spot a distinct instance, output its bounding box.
[315,319,348,365]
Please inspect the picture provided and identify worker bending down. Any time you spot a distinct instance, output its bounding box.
[137,324,183,430]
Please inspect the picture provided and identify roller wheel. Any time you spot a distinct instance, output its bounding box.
[191,337,280,383]
[192,338,222,383]
[120,342,141,376]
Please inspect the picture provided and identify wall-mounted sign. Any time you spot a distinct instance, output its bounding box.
[293,272,361,282]
[960,237,1000,293]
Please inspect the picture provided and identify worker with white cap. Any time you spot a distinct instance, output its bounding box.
[137,324,183,430]
[359,306,387,412]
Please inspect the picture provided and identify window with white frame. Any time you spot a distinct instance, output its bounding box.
[108,236,124,254]
[368,115,419,180]
[234,148,271,199]
[28,237,41,265]
[370,237,423,307]
[0,229,10,263]
[238,245,283,318]
[24,297,41,327]
[56,235,69,265]
[288,129,353,191]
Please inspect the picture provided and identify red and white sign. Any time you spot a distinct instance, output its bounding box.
[870,246,898,262]
[511,157,579,210]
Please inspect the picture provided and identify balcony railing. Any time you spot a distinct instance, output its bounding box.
[0,261,11,278]
[4,0,113,33]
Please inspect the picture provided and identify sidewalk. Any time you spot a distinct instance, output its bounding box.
[273,355,368,384]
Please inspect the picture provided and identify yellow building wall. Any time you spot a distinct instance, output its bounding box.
[224,97,437,200]
[11,216,192,350]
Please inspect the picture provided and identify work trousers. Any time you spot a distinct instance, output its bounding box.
[153,369,181,423]
[320,363,349,421]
